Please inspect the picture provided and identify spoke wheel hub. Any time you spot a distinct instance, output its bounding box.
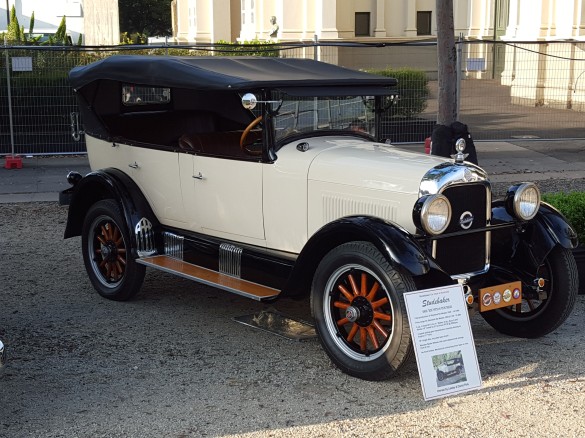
[347,296,374,327]
[101,243,117,261]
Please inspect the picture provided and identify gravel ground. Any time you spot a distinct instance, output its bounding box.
[1,202,584,438]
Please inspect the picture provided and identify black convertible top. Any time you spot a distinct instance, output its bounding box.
[69,55,397,95]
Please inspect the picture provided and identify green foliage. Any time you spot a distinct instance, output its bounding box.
[214,40,280,57]
[120,32,147,45]
[367,67,430,118]
[542,191,585,242]
[29,12,35,35]
[6,5,22,43]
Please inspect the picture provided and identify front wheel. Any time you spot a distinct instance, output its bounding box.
[481,246,578,338]
[81,199,145,301]
[311,241,416,381]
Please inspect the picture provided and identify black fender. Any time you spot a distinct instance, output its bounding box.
[63,168,159,249]
[281,215,450,298]
[491,200,578,273]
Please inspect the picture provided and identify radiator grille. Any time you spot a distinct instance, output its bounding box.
[434,184,489,276]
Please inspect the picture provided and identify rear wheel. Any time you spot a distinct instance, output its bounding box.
[481,246,578,338]
[311,241,415,381]
[82,199,145,301]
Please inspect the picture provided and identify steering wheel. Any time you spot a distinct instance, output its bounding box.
[240,116,263,155]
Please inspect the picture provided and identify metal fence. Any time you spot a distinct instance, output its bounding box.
[0,40,584,156]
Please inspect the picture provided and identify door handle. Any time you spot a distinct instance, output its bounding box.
[128,162,139,169]
[193,172,204,180]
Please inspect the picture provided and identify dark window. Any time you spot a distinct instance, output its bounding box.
[417,11,432,35]
[355,12,370,37]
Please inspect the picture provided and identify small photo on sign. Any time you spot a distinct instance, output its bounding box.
[433,350,466,387]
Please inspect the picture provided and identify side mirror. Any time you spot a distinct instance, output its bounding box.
[241,93,281,110]
[242,93,258,110]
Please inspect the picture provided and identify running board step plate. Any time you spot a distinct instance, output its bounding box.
[137,255,280,301]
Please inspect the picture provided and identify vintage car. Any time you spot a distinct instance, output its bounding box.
[62,55,578,381]
[436,358,463,381]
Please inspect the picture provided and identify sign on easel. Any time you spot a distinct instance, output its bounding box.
[404,285,482,401]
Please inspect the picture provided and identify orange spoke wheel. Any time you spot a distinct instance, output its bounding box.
[329,269,392,355]
[311,242,416,381]
[91,219,127,284]
[82,200,145,301]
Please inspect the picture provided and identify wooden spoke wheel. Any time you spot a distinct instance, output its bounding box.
[82,199,145,301]
[326,267,392,357]
[311,241,415,381]
[90,216,127,285]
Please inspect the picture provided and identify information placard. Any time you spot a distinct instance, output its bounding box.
[404,285,482,401]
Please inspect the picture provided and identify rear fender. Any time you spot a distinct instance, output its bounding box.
[63,169,159,252]
[282,216,450,298]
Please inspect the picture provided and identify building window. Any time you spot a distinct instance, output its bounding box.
[355,12,370,37]
[417,11,432,35]
[242,0,255,26]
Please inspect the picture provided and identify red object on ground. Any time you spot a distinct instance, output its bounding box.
[4,155,23,169]
[424,137,431,154]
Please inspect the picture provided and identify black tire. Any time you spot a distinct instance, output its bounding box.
[481,246,578,338]
[455,366,462,375]
[437,371,445,381]
[81,199,145,301]
[310,241,415,381]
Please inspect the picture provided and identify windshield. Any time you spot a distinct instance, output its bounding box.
[271,92,376,144]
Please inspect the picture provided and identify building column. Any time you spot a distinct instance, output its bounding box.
[576,0,585,36]
[404,0,417,36]
[319,0,339,39]
[374,0,386,37]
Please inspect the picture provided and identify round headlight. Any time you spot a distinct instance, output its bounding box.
[420,194,452,235]
[512,182,540,220]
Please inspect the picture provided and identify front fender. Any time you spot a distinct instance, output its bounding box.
[491,200,578,272]
[282,216,448,298]
[63,168,158,243]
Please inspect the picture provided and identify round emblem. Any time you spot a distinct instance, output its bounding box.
[513,288,521,299]
[493,292,501,305]
[503,289,512,303]
[345,306,359,323]
[482,292,492,307]
[463,168,473,182]
[459,211,474,230]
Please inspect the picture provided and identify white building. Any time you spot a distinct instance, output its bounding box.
[170,0,585,111]
[0,0,119,45]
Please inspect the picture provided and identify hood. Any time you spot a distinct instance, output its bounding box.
[308,138,450,195]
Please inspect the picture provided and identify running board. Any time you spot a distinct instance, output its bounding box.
[136,255,280,301]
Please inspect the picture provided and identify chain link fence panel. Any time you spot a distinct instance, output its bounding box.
[0,41,583,156]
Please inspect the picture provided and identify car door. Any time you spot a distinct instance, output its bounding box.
[126,145,186,226]
[184,155,265,244]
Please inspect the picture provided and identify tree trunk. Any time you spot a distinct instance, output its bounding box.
[436,0,457,125]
